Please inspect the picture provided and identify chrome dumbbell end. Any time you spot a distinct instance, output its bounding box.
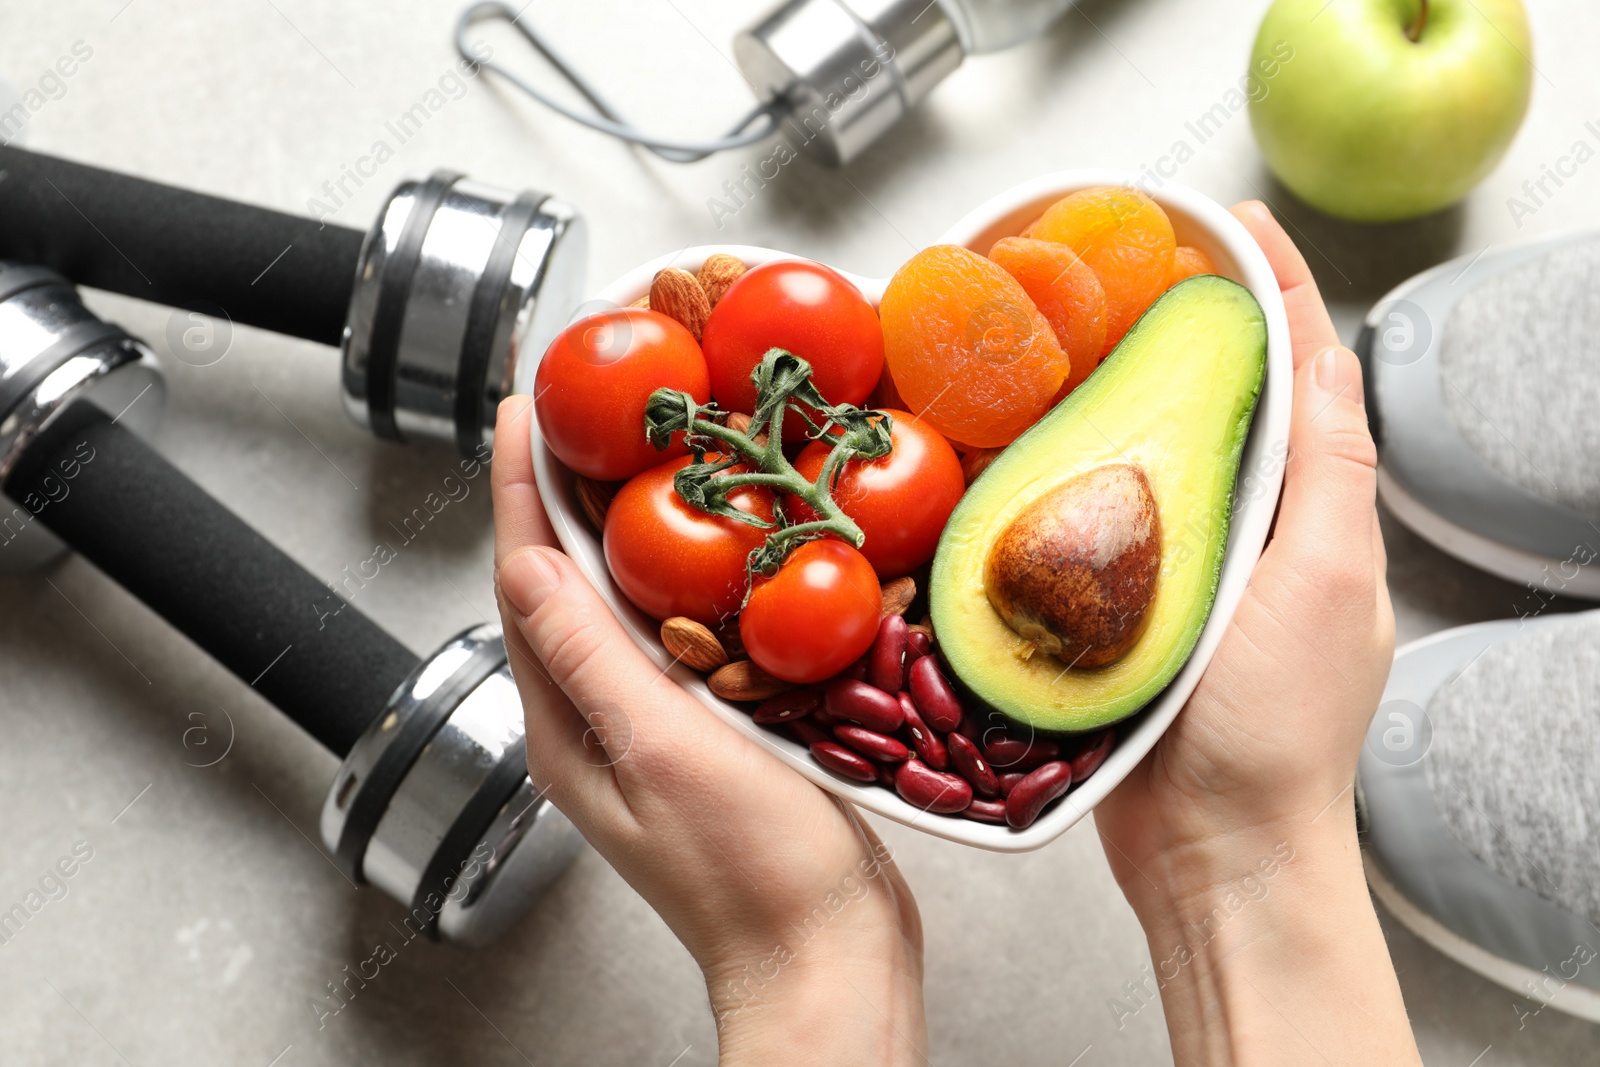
[0,272,581,945]
[320,623,582,947]
[339,172,588,456]
[0,265,164,573]
[0,146,590,460]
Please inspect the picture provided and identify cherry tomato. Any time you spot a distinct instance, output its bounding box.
[700,261,884,418]
[535,308,710,481]
[791,410,965,578]
[740,540,882,684]
[604,454,773,627]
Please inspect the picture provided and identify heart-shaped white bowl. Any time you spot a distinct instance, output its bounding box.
[523,171,1292,851]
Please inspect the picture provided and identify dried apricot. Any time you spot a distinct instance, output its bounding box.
[880,245,1068,449]
[988,236,1108,394]
[1170,245,1219,284]
[1026,187,1175,355]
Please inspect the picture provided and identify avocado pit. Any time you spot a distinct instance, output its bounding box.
[983,463,1161,668]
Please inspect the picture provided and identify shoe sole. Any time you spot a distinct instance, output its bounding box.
[1356,230,1600,599]
[1365,849,1600,1025]
[1377,467,1600,599]
[1359,615,1600,1024]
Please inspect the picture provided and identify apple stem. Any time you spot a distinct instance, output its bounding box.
[1406,0,1428,42]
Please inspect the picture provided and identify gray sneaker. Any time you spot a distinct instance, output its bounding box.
[1359,609,1600,1023]
[1357,233,1600,599]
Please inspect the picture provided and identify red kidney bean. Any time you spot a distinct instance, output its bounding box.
[984,736,1061,773]
[867,615,908,694]
[908,656,962,732]
[956,711,985,744]
[788,719,831,747]
[1005,760,1073,829]
[812,707,844,727]
[898,693,949,771]
[825,679,904,733]
[834,724,910,763]
[876,763,898,789]
[997,772,1026,798]
[842,656,869,682]
[810,741,878,783]
[752,688,822,725]
[894,760,973,814]
[902,631,932,688]
[1070,729,1115,782]
[946,732,1000,798]
[963,797,1008,824]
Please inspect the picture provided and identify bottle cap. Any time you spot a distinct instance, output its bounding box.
[736,0,964,166]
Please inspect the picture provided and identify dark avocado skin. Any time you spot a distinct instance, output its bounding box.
[929,276,1268,733]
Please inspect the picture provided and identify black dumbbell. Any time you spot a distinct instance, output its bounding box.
[0,266,578,945]
[0,144,585,456]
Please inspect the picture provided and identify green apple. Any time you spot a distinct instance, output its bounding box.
[1248,0,1533,222]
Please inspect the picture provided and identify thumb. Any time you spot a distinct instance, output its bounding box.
[1272,345,1380,576]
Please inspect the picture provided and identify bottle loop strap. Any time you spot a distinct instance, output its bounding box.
[455,1,788,163]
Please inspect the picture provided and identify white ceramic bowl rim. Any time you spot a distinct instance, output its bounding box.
[524,171,1293,852]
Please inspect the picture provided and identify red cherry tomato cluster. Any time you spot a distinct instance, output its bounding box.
[534,258,968,685]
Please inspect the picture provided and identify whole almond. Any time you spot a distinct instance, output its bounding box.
[723,411,766,447]
[630,294,651,309]
[661,617,730,672]
[575,477,617,532]
[697,254,747,308]
[880,575,917,618]
[708,659,795,702]
[650,268,711,341]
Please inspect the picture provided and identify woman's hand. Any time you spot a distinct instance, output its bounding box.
[491,398,926,1066]
[1096,200,1395,879]
[1094,202,1419,1066]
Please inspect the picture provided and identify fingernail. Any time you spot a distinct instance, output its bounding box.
[499,547,561,617]
[498,394,533,422]
[1314,346,1364,407]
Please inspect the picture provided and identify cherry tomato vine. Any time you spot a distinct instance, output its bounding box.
[644,348,893,585]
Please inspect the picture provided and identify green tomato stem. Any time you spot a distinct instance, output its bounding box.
[642,349,892,582]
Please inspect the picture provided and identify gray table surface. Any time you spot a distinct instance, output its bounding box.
[2,1,1597,1063]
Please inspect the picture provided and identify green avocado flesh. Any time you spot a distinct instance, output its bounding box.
[929,275,1267,733]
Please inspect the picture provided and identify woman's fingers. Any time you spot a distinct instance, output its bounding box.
[488,397,634,823]
[1233,201,1383,599]
[1269,345,1380,593]
[491,395,559,567]
[1230,201,1340,369]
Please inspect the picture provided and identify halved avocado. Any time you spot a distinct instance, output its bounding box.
[929,275,1267,732]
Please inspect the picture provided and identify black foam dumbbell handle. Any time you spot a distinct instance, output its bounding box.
[0,144,365,348]
[5,404,420,757]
